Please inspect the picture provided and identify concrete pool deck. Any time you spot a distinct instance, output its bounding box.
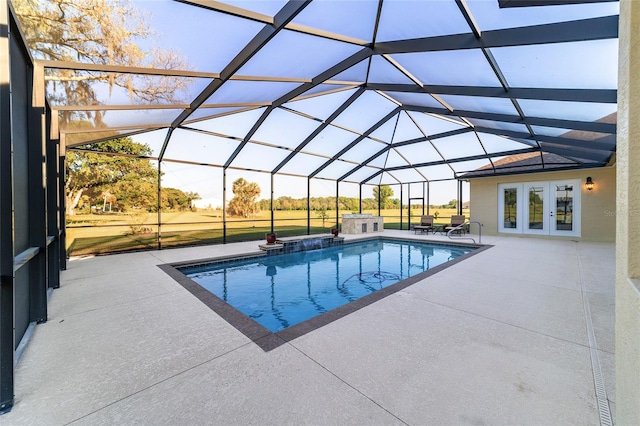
[3,231,615,425]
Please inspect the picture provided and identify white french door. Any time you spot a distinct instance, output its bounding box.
[498,180,580,237]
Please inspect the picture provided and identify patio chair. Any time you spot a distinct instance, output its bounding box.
[445,215,466,235]
[414,215,434,234]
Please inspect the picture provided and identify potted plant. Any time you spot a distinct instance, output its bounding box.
[331,228,339,237]
[265,232,277,245]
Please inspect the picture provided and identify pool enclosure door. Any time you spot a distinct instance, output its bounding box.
[498,180,581,237]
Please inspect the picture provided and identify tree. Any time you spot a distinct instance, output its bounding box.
[316,208,329,228]
[13,0,191,127]
[227,178,261,218]
[65,137,157,215]
[373,185,394,209]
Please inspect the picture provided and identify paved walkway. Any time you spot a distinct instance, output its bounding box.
[3,232,615,425]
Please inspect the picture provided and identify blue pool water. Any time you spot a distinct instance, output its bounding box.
[181,239,475,332]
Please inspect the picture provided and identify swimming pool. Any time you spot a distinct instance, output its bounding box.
[165,238,486,350]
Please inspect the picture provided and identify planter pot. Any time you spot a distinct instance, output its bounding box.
[331,228,339,237]
[265,232,277,245]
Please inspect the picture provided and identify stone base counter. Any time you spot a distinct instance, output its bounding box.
[341,214,383,234]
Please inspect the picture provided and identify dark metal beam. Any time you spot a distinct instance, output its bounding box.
[366,83,617,104]
[403,104,617,134]
[374,15,618,54]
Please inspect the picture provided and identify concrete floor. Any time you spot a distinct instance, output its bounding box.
[3,231,615,425]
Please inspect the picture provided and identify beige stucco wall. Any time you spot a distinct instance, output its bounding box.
[616,1,640,424]
[468,167,616,242]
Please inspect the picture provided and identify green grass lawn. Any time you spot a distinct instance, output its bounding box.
[66,208,464,256]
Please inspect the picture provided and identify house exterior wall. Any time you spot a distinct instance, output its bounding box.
[616,1,640,423]
[468,167,616,242]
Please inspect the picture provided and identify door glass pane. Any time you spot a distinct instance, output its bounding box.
[503,188,518,228]
[528,186,544,230]
[555,184,574,231]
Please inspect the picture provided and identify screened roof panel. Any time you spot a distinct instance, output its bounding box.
[186,108,267,138]
[393,143,443,165]
[162,129,240,165]
[95,109,184,129]
[367,152,391,169]
[229,142,290,171]
[333,91,398,133]
[382,92,444,109]
[437,95,519,116]
[302,125,361,157]
[431,132,486,160]
[416,164,455,181]
[251,109,321,149]
[45,71,212,107]
[518,100,617,123]
[376,0,470,42]
[387,168,425,183]
[378,172,400,185]
[345,166,381,184]
[129,129,170,157]
[183,107,253,123]
[390,50,503,87]
[315,160,361,180]
[466,119,530,134]
[450,159,494,174]
[237,30,363,79]
[278,152,330,176]
[289,1,377,41]
[466,0,619,31]
[367,56,418,85]
[205,81,302,104]
[134,1,265,72]
[406,112,468,136]
[16,0,618,184]
[478,133,533,154]
[339,138,387,162]
[330,60,369,83]
[391,112,427,143]
[284,88,359,120]
[368,113,400,143]
[383,150,411,169]
[65,128,162,147]
[492,39,618,90]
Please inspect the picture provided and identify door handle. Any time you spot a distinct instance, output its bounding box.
[549,212,553,217]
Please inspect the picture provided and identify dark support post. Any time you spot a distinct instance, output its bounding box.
[307,178,311,235]
[45,110,60,289]
[270,174,274,233]
[399,184,403,230]
[28,105,47,324]
[58,148,66,270]
[222,168,227,244]
[426,181,430,216]
[407,184,411,228]
[157,161,162,250]
[0,1,15,412]
[359,184,362,213]
[422,182,426,215]
[377,185,381,216]
[458,180,463,215]
[335,181,339,229]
